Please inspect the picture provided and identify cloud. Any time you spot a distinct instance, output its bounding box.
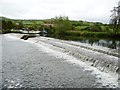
[0,0,119,23]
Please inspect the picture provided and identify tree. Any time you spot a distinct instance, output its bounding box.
[7,21,13,29]
[89,24,102,32]
[114,18,120,34]
[2,20,7,30]
[110,3,120,35]
[18,21,23,29]
[53,16,72,37]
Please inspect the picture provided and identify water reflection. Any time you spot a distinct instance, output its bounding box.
[79,39,120,50]
[59,36,120,50]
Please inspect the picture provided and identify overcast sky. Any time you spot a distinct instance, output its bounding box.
[0,0,119,23]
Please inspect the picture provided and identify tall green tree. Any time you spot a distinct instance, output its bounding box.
[2,20,7,30]
[7,21,13,29]
[53,16,72,37]
[2,19,15,30]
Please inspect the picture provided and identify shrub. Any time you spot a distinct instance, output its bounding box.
[89,24,102,32]
[2,29,11,34]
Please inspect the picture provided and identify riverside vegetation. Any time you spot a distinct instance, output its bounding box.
[0,16,120,40]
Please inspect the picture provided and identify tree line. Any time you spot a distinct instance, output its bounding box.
[1,16,120,38]
[2,19,23,30]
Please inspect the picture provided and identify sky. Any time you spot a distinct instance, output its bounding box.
[0,0,119,23]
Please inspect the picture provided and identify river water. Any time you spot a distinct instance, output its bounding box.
[59,36,120,50]
[78,38,120,50]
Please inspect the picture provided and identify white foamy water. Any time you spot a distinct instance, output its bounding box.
[4,34,20,40]
[28,38,118,88]
[7,34,119,88]
[4,79,23,88]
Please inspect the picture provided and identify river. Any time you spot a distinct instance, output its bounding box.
[77,38,120,50]
[58,36,120,50]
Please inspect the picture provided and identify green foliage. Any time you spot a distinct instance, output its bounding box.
[74,26,88,31]
[17,22,23,29]
[89,24,102,32]
[1,17,44,31]
[53,16,72,37]
[73,24,102,32]
[101,26,109,32]
[1,16,119,38]
[2,29,11,34]
[22,20,44,30]
[66,31,113,38]
[2,20,14,30]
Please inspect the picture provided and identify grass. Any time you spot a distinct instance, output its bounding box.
[53,31,120,41]
[74,26,87,30]
[65,31,120,39]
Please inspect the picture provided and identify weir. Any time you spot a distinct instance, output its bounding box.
[28,36,119,75]
[8,34,119,75]
[63,49,118,74]
[66,51,119,74]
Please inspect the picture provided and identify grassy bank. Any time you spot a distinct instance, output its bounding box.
[50,31,120,41]
[65,31,120,38]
